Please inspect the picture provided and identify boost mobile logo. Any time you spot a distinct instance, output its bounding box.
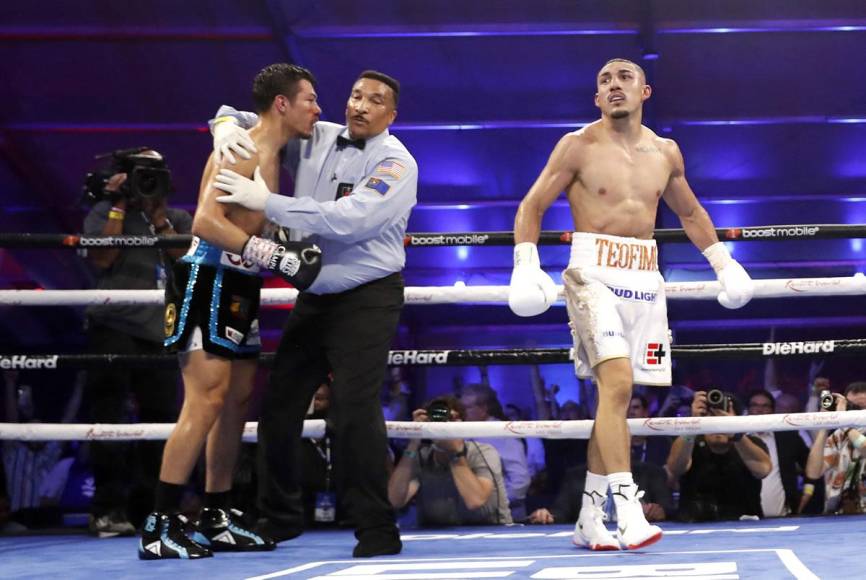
[79,236,158,247]
[741,226,820,239]
[762,341,835,356]
[0,355,59,369]
[410,234,489,246]
[388,351,450,365]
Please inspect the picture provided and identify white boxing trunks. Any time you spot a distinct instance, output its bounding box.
[563,232,671,386]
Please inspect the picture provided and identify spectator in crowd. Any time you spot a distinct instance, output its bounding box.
[82,151,192,536]
[298,381,340,527]
[2,370,84,529]
[503,403,546,479]
[666,391,771,522]
[657,385,695,418]
[746,390,810,517]
[527,460,672,525]
[628,395,671,469]
[774,393,802,414]
[542,400,590,497]
[383,367,411,423]
[461,384,531,521]
[804,382,866,514]
[387,396,511,526]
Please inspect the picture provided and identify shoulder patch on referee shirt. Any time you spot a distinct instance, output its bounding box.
[365,177,391,196]
[374,160,406,180]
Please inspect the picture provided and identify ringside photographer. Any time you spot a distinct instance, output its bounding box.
[804,382,866,514]
[81,148,192,537]
[387,396,512,526]
[666,390,771,522]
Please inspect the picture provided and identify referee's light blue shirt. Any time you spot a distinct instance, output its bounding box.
[215,107,418,294]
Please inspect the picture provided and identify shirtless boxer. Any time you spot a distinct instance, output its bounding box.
[509,58,754,550]
[139,63,322,559]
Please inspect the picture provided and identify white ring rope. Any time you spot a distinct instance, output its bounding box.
[1,275,864,306]
[3,410,865,441]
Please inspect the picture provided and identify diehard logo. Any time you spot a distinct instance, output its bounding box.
[388,351,450,365]
[761,341,835,356]
[0,355,59,369]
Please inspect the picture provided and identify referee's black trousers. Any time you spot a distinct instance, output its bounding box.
[257,272,403,536]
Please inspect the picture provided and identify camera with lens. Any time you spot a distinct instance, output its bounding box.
[821,390,863,411]
[426,400,452,422]
[82,147,172,205]
[706,389,734,411]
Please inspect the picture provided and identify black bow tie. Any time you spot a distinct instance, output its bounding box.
[336,135,366,150]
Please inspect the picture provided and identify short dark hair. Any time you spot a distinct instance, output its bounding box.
[462,383,505,419]
[426,395,465,421]
[252,63,316,113]
[600,58,646,84]
[845,381,866,396]
[631,394,649,410]
[747,389,776,412]
[357,70,400,107]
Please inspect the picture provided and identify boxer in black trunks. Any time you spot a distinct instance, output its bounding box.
[140,63,322,560]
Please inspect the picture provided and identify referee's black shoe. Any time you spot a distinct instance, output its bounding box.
[196,508,277,552]
[138,512,212,560]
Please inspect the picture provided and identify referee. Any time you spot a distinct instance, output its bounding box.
[209,70,417,558]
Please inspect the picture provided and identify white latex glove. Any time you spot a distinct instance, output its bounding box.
[214,167,272,212]
[703,242,754,309]
[213,119,257,165]
[508,242,559,317]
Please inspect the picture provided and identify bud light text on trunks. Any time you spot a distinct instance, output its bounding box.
[594,238,657,271]
[607,286,657,302]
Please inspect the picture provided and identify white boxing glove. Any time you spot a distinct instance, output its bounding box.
[703,242,754,309]
[508,242,559,317]
[213,118,257,165]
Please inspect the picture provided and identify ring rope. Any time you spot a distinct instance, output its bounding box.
[3,411,865,442]
[0,338,858,372]
[0,223,860,249]
[1,275,864,307]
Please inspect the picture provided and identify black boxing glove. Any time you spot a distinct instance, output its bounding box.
[242,235,322,290]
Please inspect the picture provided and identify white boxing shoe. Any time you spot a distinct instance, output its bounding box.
[572,492,620,551]
[612,485,663,550]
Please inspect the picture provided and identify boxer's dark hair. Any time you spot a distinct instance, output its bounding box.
[253,63,316,113]
[599,58,646,84]
[358,70,400,108]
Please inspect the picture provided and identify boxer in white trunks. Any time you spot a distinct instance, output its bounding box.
[508,58,754,550]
